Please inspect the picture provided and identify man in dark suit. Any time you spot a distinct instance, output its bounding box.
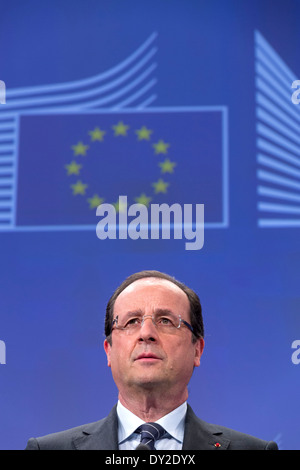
[26,270,278,450]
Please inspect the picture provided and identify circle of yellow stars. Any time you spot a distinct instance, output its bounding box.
[65,121,177,211]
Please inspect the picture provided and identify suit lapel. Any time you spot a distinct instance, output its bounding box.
[182,405,230,450]
[70,404,230,450]
[72,406,119,450]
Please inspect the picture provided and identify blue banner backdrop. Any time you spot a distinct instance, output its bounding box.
[0,0,299,450]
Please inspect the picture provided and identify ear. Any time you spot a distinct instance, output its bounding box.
[103,339,112,367]
[193,338,204,368]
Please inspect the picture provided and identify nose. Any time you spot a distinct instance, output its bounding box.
[138,315,158,342]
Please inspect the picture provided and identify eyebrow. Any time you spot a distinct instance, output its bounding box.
[122,308,176,317]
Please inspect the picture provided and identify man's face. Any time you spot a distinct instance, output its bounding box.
[104,278,204,399]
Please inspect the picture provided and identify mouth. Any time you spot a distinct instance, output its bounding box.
[134,353,162,362]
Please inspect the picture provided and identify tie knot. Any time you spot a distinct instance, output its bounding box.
[136,422,166,450]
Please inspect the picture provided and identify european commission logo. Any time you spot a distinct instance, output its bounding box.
[255,31,300,228]
[0,33,229,248]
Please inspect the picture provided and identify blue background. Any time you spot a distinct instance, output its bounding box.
[0,0,299,450]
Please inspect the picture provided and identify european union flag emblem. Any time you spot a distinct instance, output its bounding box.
[16,108,228,228]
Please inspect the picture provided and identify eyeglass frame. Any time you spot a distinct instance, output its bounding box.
[111,312,194,334]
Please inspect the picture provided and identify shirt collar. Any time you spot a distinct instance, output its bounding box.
[117,400,187,445]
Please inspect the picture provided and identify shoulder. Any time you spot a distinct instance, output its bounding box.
[25,407,118,450]
[25,419,105,450]
[184,405,278,450]
[205,421,278,450]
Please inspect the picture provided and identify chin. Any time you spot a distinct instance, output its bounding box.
[134,374,169,391]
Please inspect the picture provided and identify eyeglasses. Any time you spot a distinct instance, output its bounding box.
[111,312,194,335]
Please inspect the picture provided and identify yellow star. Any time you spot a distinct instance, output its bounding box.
[113,199,127,213]
[134,193,152,207]
[71,180,88,195]
[89,127,106,141]
[71,142,89,156]
[159,158,176,174]
[65,161,82,175]
[87,194,105,209]
[112,121,129,136]
[135,126,153,141]
[152,179,169,194]
[153,139,170,155]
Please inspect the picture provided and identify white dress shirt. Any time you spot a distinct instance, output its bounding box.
[117,400,187,450]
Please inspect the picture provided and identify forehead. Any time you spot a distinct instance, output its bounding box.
[114,277,190,313]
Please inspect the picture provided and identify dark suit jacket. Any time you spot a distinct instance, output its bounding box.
[25,404,278,450]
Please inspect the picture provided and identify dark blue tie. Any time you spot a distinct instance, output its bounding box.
[136,422,166,450]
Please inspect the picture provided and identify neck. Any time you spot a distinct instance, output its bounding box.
[118,388,188,422]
